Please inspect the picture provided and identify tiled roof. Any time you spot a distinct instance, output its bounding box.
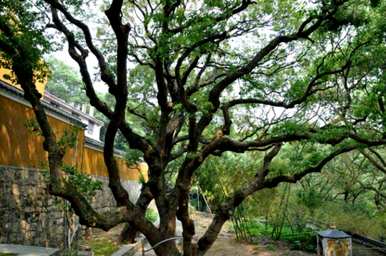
[0,80,128,157]
[84,137,126,158]
[44,91,104,125]
[317,229,351,239]
[0,80,86,128]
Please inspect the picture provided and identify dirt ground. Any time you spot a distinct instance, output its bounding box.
[191,211,314,256]
[86,211,315,256]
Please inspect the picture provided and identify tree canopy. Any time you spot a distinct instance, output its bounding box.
[0,0,385,255]
[45,57,88,104]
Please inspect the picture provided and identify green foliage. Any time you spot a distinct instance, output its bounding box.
[199,147,385,248]
[313,201,386,239]
[58,128,81,149]
[287,152,385,239]
[45,57,87,104]
[241,220,316,252]
[0,0,50,73]
[296,187,324,210]
[62,165,103,199]
[125,148,144,165]
[266,243,276,251]
[85,237,119,256]
[25,119,82,151]
[196,151,262,207]
[60,248,81,256]
[270,121,309,137]
[145,208,159,223]
[24,119,42,136]
[2,0,386,252]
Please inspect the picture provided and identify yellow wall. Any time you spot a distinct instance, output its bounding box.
[0,95,83,168]
[0,66,46,95]
[0,93,146,181]
[81,147,148,181]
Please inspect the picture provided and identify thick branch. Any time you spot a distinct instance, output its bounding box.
[2,30,129,233]
[197,142,356,254]
[263,145,357,188]
[45,0,117,91]
[221,57,351,111]
[169,0,253,34]
[208,2,346,109]
[361,149,386,175]
[49,7,151,153]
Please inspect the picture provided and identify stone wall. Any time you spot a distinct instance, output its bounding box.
[0,166,142,248]
[90,177,142,213]
[0,166,66,247]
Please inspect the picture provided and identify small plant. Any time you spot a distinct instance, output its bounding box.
[145,208,159,223]
[24,119,42,135]
[62,165,103,199]
[58,128,81,149]
[285,233,316,252]
[266,243,276,251]
[86,237,119,256]
[60,248,79,256]
[41,165,103,252]
[125,148,143,165]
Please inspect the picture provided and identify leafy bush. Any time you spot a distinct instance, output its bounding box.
[241,220,316,252]
[145,208,159,223]
[314,201,386,239]
[86,237,119,256]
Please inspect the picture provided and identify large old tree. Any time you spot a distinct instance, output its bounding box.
[0,0,385,255]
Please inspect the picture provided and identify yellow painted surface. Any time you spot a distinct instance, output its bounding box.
[325,239,350,256]
[0,93,146,181]
[81,147,148,181]
[0,66,47,95]
[0,95,83,168]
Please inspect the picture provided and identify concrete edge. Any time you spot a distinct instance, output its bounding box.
[0,244,60,256]
[111,240,143,256]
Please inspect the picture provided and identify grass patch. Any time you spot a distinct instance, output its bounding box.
[86,237,119,256]
[266,243,277,251]
[240,221,316,252]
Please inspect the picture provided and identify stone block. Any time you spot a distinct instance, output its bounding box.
[0,166,126,248]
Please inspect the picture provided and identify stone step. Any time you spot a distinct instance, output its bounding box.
[111,241,143,256]
[0,244,59,256]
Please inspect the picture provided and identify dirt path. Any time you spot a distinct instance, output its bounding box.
[86,211,315,255]
[191,211,314,256]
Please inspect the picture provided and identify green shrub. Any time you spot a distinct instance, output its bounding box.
[87,237,119,256]
[241,220,317,252]
[314,201,386,239]
[145,208,159,223]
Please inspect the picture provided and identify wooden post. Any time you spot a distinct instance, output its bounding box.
[317,235,322,256]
